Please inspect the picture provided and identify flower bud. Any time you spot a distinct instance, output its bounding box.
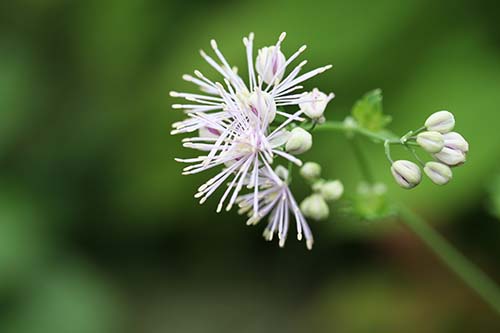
[300,162,321,180]
[442,132,469,153]
[390,160,422,189]
[274,165,289,182]
[416,131,444,153]
[300,194,329,221]
[247,89,277,123]
[433,147,466,166]
[299,88,334,119]
[255,46,286,85]
[424,110,455,133]
[285,127,312,155]
[319,180,344,202]
[424,162,453,185]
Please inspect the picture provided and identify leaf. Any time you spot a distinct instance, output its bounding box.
[351,89,392,132]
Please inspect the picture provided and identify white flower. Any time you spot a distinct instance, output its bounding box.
[424,162,453,185]
[424,111,455,133]
[170,32,334,248]
[299,88,335,119]
[237,167,314,249]
[170,32,333,134]
[391,160,422,189]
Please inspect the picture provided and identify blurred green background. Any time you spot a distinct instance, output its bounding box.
[1,0,500,332]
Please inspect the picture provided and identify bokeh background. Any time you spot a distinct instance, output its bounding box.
[1,0,500,332]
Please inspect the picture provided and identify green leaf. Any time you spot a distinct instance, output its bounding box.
[351,89,392,132]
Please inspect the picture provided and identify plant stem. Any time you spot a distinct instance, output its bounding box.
[349,138,375,183]
[399,205,500,314]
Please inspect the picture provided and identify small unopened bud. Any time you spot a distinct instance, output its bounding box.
[319,180,344,202]
[391,160,422,189]
[416,131,444,153]
[247,89,277,123]
[285,127,312,155]
[433,147,466,166]
[442,132,469,153]
[299,88,334,119]
[424,162,453,185]
[255,46,286,85]
[424,110,455,133]
[300,162,321,180]
[274,165,289,182]
[300,194,329,221]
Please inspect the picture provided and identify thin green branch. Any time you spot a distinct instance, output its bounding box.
[398,205,500,314]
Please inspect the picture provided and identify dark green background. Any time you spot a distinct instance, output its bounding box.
[1,0,500,332]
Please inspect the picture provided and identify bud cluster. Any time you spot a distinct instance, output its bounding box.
[390,111,469,189]
[299,162,344,220]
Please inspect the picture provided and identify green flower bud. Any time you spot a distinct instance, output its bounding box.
[274,165,289,182]
[300,194,329,221]
[319,180,344,202]
[285,127,312,155]
[390,160,422,189]
[424,110,455,133]
[424,161,453,185]
[416,131,444,153]
[300,162,322,180]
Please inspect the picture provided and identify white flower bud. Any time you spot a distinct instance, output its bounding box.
[433,147,466,166]
[300,194,329,221]
[424,162,453,185]
[299,88,334,119]
[390,160,422,189]
[442,132,469,153]
[285,127,312,155]
[247,89,277,123]
[424,110,455,133]
[274,165,289,182]
[300,162,321,180]
[255,46,286,85]
[319,180,344,202]
[416,131,444,153]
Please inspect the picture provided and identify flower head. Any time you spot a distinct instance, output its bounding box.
[170,32,334,248]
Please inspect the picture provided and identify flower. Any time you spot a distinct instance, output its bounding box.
[170,32,334,248]
[424,161,453,185]
[299,88,335,120]
[237,167,314,249]
[424,110,455,133]
[391,160,422,189]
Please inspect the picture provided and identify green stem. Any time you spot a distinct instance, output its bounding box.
[349,138,375,183]
[399,205,500,314]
